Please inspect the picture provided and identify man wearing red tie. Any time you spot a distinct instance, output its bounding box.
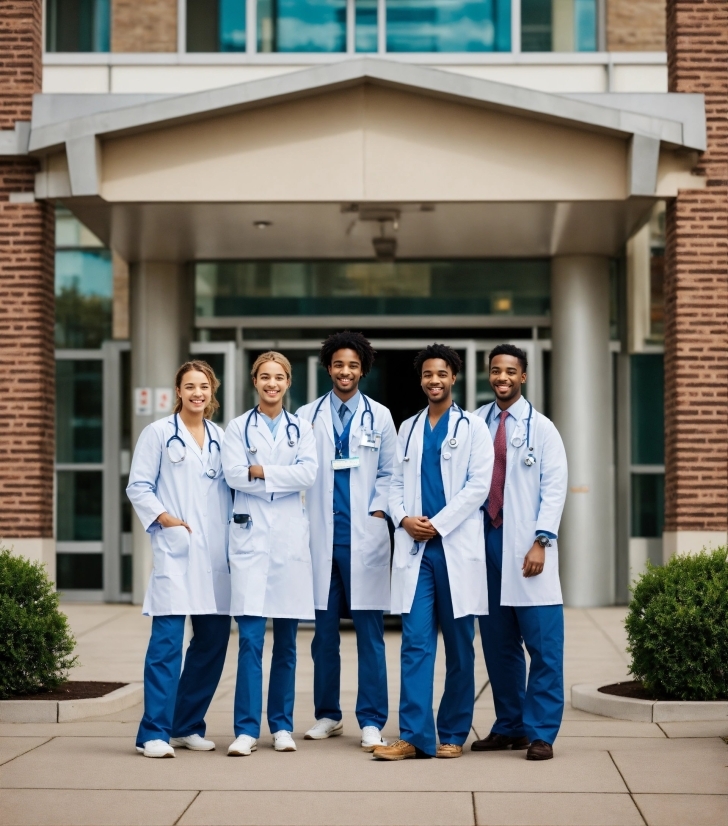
[472,344,568,761]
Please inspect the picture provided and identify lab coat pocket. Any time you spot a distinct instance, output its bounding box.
[361,515,391,568]
[228,519,259,556]
[272,516,310,563]
[156,525,190,577]
[457,514,484,561]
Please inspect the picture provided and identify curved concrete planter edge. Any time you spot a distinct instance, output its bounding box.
[571,684,728,723]
[0,682,143,723]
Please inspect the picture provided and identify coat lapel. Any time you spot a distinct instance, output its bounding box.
[250,410,275,456]
[176,416,205,466]
[315,393,336,447]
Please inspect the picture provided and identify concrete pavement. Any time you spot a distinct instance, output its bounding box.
[0,605,726,825]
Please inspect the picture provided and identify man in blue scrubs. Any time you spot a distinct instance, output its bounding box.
[374,344,492,760]
[472,344,568,761]
[297,332,397,751]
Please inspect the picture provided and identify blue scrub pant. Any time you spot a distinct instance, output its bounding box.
[479,523,564,745]
[399,542,475,756]
[136,614,230,747]
[233,616,299,737]
[311,543,388,730]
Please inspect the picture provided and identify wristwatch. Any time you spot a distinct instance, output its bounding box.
[536,534,552,548]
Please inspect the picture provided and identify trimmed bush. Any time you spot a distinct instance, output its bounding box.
[0,547,77,699]
[625,548,728,701]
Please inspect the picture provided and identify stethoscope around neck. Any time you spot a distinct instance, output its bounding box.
[165,413,221,478]
[244,405,300,453]
[486,400,536,466]
[311,391,375,433]
[402,403,469,462]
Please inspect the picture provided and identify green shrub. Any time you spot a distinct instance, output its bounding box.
[625,548,728,701]
[0,547,77,699]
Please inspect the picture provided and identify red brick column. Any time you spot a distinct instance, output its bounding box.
[0,2,56,567]
[663,0,728,555]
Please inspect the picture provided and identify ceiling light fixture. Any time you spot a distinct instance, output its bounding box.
[372,220,397,261]
[253,220,272,229]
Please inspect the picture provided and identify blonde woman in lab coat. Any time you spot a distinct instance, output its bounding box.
[127,360,232,759]
[222,351,318,756]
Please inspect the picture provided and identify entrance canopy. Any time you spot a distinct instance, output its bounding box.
[29,58,705,260]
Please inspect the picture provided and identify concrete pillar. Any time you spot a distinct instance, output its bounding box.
[130,262,193,604]
[551,255,614,607]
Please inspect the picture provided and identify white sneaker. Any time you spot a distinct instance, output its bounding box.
[170,734,215,751]
[140,739,175,758]
[361,726,387,752]
[228,735,257,756]
[273,730,297,752]
[304,718,344,740]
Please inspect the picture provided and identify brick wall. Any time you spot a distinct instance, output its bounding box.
[664,0,728,532]
[0,0,41,129]
[607,0,666,51]
[0,164,55,539]
[112,0,178,53]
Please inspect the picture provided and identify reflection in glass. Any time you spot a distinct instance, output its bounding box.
[196,260,551,318]
[631,474,664,538]
[57,471,103,541]
[521,0,596,52]
[258,0,346,52]
[46,0,110,53]
[631,354,664,466]
[187,0,246,52]
[56,360,103,463]
[55,250,113,348]
[356,0,378,51]
[56,553,103,590]
[387,0,511,53]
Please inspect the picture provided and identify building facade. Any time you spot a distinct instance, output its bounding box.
[0,0,724,607]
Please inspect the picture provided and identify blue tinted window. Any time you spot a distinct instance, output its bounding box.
[56,360,103,463]
[221,0,246,50]
[46,0,110,53]
[522,0,596,52]
[356,0,378,52]
[387,0,511,53]
[258,0,346,52]
[574,0,596,51]
[55,249,113,348]
[631,354,664,466]
[57,471,103,541]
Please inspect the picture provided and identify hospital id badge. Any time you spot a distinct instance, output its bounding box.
[360,430,381,449]
[331,456,360,470]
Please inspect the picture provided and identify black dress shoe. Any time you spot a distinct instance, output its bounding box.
[526,740,553,760]
[471,732,530,751]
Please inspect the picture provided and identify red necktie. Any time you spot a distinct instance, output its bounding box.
[487,410,509,528]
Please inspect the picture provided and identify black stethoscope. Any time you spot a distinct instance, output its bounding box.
[402,403,469,462]
[244,406,300,452]
[166,413,221,478]
[311,391,375,433]
[485,400,536,466]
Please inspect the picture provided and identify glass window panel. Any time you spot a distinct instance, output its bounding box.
[187,0,220,51]
[56,360,103,463]
[55,208,103,248]
[631,473,664,538]
[121,555,133,594]
[196,260,551,318]
[356,0,378,51]
[220,0,247,50]
[649,204,666,342]
[56,553,103,590]
[55,249,112,348]
[521,0,596,52]
[258,0,346,52]
[46,0,110,52]
[194,352,227,424]
[387,0,510,52]
[630,354,664,466]
[57,471,103,542]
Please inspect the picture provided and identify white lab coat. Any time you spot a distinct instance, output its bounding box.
[126,416,232,617]
[222,409,318,619]
[389,406,494,619]
[296,394,397,611]
[474,401,568,607]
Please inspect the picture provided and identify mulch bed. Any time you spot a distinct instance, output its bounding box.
[599,681,658,700]
[6,681,127,701]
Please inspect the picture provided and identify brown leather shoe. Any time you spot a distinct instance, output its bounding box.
[436,743,463,758]
[372,739,416,761]
[471,732,530,752]
[526,740,553,760]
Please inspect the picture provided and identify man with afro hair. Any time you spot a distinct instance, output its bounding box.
[297,331,397,752]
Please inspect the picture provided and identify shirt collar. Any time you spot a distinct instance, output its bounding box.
[259,410,283,425]
[330,390,360,417]
[496,395,526,420]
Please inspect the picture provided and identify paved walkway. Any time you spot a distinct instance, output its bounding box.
[0,606,726,825]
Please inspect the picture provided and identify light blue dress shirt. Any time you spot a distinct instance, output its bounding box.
[330,390,361,437]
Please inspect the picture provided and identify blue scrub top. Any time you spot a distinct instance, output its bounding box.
[421,412,449,553]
